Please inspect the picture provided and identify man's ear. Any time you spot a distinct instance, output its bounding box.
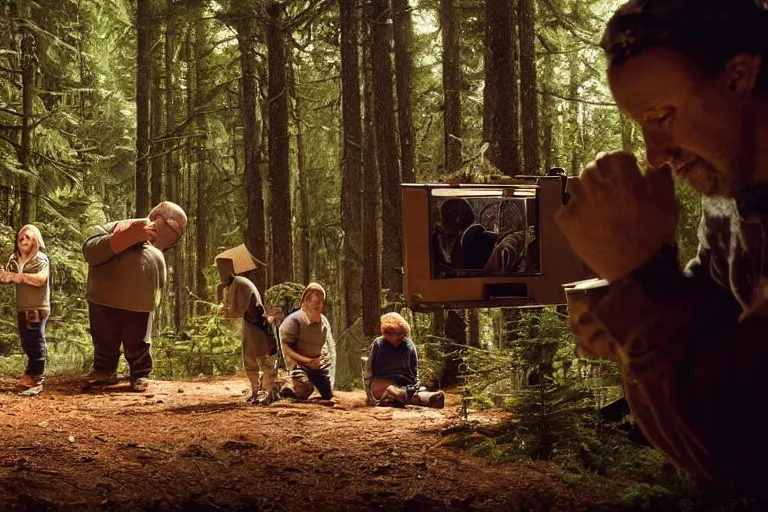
[721,53,762,95]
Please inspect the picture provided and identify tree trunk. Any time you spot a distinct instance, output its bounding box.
[370,0,403,297]
[150,17,164,206]
[260,104,272,285]
[392,0,415,183]
[287,56,310,285]
[0,186,8,226]
[438,0,467,375]
[442,309,466,387]
[77,0,87,119]
[541,52,554,173]
[295,103,310,286]
[296,115,310,286]
[266,0,293,285]
[361,5,381,338]
[193,11,209,307]
[339,0,364,328]
[19,12,36,224]
[76,0,93,194]
[184,29,195,319]
[468,309,480,348]
[568,57,580,175]
[165,11,185,331]
[483,0,519,176]
[484,0,523,365]
[441,0,462,172]
[518,0,540,173]
[165,11,179,203]
[237,15,267,292]
[135,0,151,216]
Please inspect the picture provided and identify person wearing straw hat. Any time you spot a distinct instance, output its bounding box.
[215,244,278,405]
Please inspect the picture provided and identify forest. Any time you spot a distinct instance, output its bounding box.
[0,0,750,511]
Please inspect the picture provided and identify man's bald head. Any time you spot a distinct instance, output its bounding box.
[148,201,187,250]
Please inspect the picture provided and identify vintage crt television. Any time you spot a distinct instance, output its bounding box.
[402,173,592,311]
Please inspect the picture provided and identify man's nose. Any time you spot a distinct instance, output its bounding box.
[642,126,677,168]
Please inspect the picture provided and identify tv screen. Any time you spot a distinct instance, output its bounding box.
[402,177,593,310]
[430,189,539,279]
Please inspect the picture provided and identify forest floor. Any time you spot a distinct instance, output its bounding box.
[0,375,641,512]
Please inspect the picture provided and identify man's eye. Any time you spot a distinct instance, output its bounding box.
[653,110,672,125]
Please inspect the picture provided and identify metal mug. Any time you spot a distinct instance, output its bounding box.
[563,278,617,359]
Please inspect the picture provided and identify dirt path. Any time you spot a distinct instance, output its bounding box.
[0,376,622,511]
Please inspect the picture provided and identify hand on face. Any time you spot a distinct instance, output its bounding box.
[555,151,679,283]
[142,221,158,243]
[148,213,182,250]
[607,48,756,200]
[115,219,157,244]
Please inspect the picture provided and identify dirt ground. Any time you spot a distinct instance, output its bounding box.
[0,375,625,512]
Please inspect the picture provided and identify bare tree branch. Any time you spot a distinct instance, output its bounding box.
[538,88,615,107]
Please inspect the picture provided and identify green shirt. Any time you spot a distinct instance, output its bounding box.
[82,220,166,312]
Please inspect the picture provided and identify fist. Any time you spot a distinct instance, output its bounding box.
[115,219,157,243]
[555,151,678,283]
[0,271,21,284]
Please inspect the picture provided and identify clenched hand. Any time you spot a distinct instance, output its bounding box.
[555,151,678,283]
[109,219,157,254]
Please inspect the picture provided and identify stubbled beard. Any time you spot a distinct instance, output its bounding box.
[684,164,748,199]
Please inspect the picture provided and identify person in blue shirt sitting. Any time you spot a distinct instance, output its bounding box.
[363,312,444,408]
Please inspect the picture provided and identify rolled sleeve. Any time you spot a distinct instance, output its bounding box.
[82,225,116,266]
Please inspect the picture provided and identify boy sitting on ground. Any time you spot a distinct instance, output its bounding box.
[363,312,444,408]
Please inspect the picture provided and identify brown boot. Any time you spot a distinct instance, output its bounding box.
[378,385,407,407]
[18,374,36,388]
[245,370,261,403]
[425,391,445,409]
[412,390,445,409]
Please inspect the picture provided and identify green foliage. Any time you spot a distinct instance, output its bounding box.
[460,308,618,462]
[418,332,454,387]
[511,379,597,460]
[619,484,685,511]
[152,311,242,380]
[0,0,707,390]
[264,281,305,314]
[498,309,599,461]
[334,317,366,391]
[444,149,507,183]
